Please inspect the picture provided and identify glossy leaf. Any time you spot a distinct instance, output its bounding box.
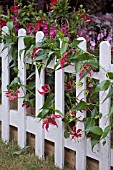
[93,80,110,93]
[108,105,113,117]
[86,126,103,135]
[6,21,13,31]
[91,134,101,150]
[74,101,88,111]
[101,126,111,139]
[106,72,113,80]
[102,86,113,103]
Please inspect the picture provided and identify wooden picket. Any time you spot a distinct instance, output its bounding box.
[0,26,112,170]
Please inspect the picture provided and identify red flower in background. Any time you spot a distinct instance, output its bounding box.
[81,13,87,20]
[28,23,33,29]
[85,18,93,23]
[35,20,44,27]
[38,84,50,95]
[42,114,62,131]
[51,0,57,5]
[0,20,6,29]
[11,6,19,13]
[65,79,74,91]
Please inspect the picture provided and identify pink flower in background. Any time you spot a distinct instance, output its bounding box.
[42,22,49,36]
[50,26,56,38]
[5,90,20,102]
[42,114,62,131]
[38,84,50,95]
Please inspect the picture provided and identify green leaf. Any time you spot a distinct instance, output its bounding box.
[64,130,70,139]
[101,126,111,139]
[26,72,35,80]
[106,72,113,80]
[6,21,13,31]
[41,94,55,110]
[24,36,35,48]
[60,43,68,56]
[94,113,102,119]
[91,134,101,150]
[86,126,103,135]
[93,80,110,93]
[84,60,99,69]
[70,52,95,62]
[56,30,64,38]
[74,101,88,111]
[70,39,83,48]
[38,109,49,119]
[108,105,113,117]
[102,86,113,103]
[35,50,49,61]
[55,109,63,116]
[85,118,95,134]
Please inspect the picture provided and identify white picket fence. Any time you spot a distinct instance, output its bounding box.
[0,26,113,170]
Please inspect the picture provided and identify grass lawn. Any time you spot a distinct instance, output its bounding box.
[0,140,71,170]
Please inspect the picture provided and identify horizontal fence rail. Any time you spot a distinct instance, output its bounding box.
[0,26,112,170]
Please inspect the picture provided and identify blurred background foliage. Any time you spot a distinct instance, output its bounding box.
[0,0,113,14]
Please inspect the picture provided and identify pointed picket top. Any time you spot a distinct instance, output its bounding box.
[18,28,26,37]
[77,37,87,51]
[100,41,111,71]
[36,31,44,42]
[2,26,9,35]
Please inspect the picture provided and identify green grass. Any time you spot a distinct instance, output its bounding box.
[0,140,71,170]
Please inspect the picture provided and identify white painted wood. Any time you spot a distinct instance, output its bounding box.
[26,116,39,134]
[64,138,76,151]
[55,68,64,169]
[87,139,99,160]
[10,110,20,127]
[1,26,10,142]
[18,28,26,148]
[111,149,113,167]
[0,27,113,169]
[99,41,111,170]
[76,38,87,170]
[35,31,45,159]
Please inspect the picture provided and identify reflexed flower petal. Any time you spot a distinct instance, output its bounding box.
[38,84,50,95]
